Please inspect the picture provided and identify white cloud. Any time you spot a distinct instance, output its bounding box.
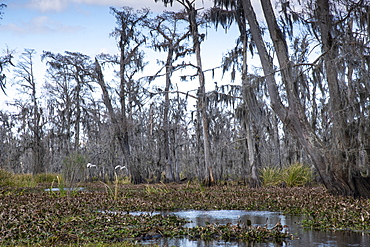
[72,0,189,7]
[25,0,214,13]
[80,0,214,11]
[32,15,49,26]
[0,15,82,34]
[28,0,68,12]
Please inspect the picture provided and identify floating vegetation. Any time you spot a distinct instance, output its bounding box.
[180,221,292,242]
[0,183,369,246]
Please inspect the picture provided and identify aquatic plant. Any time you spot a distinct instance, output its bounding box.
[1,183,370,246]
[145,183,169,194]
[100,172,121,201]
[182,221,292,242]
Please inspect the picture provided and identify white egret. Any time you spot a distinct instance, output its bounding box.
[86,163,97,168]
[114,165,126,170]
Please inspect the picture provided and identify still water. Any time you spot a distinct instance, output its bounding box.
[139,210,370,247]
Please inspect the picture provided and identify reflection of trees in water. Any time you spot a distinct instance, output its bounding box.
[155,210,370,247]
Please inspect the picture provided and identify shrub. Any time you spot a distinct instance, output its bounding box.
[282,163,313,187]
[260,163,313,187]
[260,167,282,186]
[63,152,87,184]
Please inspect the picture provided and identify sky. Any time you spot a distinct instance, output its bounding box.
[0,0,260,110]
[1,0,203,56]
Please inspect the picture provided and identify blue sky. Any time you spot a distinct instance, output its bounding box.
[1,0,198,56]
[0,0,254,108]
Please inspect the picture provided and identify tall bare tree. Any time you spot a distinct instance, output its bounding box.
[42,51,94,152]
[240,0,370,197]
[13,49,45,174]
[157,0,215,185]
[95,6,149,184]
[209,0,266,186]
[307,0,370,196]
[0,110,20,172]
[145,11,192,181]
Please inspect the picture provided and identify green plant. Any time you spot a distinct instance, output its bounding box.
[63,152,87,185]
[113,172,119,200]
[145,183,169,194]
[34,173,59,184]
[12,173,37,187]
[282,163,313,187]
[260,163,313,187]
[260,167,282,186]
[0,169,13,186]
[47,175,67,197]
[0,169,62,188]
[56,175,66,195]
[100,173,120,201]
[0,170,39,187]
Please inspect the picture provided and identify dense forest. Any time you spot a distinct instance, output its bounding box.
[0,0,369,198]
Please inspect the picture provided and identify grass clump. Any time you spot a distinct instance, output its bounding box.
[0,169,60,188]
[145,183,169,194]
[63,152,87,184]
[0,169,37,187]
[260,167,282,187]
[11,173,37,187]
[282,163,313,187]
[0,169,14,187]
[34,173,59,184]
[261,163,313,187]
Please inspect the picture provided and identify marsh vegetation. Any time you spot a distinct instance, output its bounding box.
[1,171,370,246]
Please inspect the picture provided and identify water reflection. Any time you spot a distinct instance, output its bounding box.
[156,238,285,247]
[44,187,84,192]
[171,210,283,228]
[138,210,370,247]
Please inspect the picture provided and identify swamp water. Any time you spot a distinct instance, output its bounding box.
[134,210,370,247]
[44,187,84,192]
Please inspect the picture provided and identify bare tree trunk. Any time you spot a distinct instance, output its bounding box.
[94,59,142,183]
[163,49,175,182]
[182,0,214,185]
[73,73,82,151]
[241,31,260,187]
[243,0,331,187]
[313,0,370,196]
[32,109,45,174]
[118,36,140,183]
[243,0,370,197]
[16,49,45,174]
